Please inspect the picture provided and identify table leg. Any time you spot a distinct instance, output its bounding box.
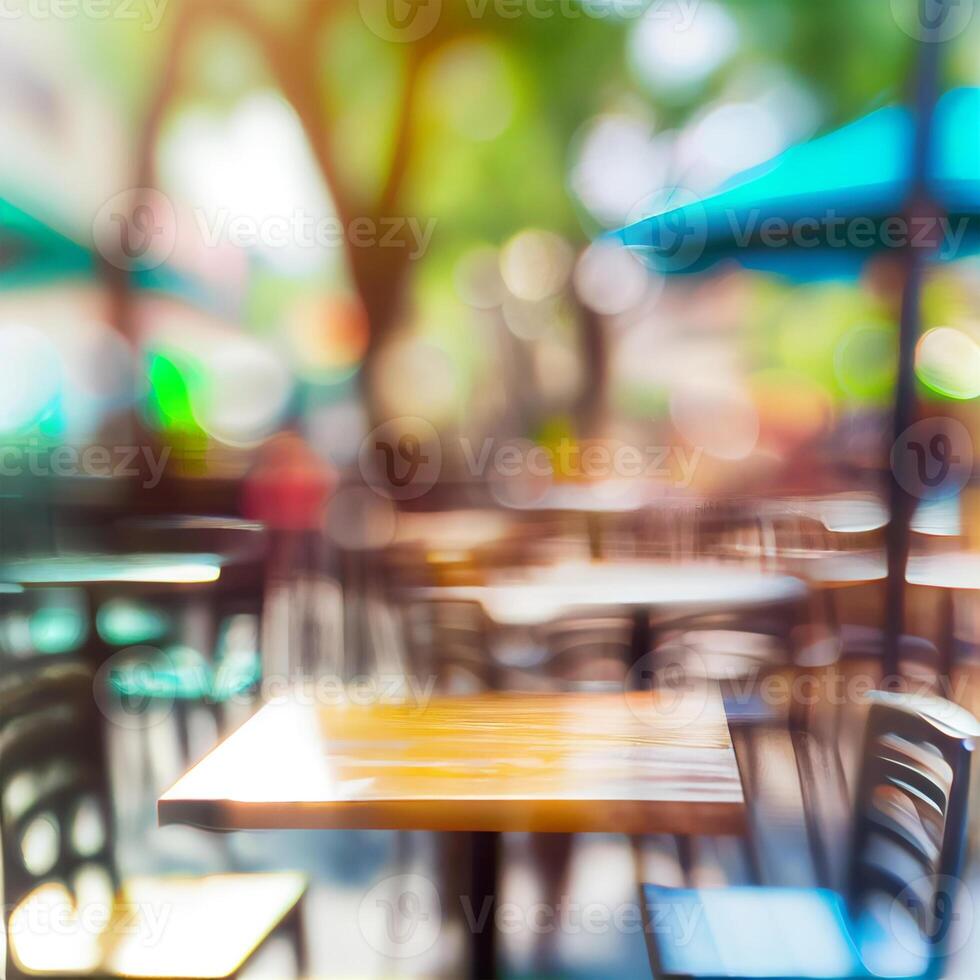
[470,831,499,980]
[585,513,603,560]
[629,608,652,686]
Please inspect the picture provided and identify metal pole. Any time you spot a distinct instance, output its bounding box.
[883,0,948,681]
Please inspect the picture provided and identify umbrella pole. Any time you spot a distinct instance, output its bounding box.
[883,5,947,683]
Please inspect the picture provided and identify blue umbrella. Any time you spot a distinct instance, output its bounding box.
[612,87,980,280]
[611,63,975,681]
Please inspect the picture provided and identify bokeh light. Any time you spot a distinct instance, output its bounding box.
[628,0,738,94]
[571,114,670,227]
[574,242,650,316]
[835,322,898,402]
[670,378,760,461]
[422,38,517,143]
[500,230,574,303]
[915,325,980,400]
[0,323,61,434]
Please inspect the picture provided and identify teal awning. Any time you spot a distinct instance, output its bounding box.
[613,87,980,279]
[0,196,217,308]
[0,197,94,288]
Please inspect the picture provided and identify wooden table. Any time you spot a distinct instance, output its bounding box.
[500,482,651,557]
[412,560,807,628]
[160,690,744,977]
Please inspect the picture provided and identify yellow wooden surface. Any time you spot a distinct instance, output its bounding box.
[159,691,744,836]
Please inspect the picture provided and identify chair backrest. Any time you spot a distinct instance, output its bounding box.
[846,694,974,967]
[0,655,117,977]
[405,599,495,692]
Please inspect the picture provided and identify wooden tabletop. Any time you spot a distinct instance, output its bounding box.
[159,690,745,836]
[413,561,806,627]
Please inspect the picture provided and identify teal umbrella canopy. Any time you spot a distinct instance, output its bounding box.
[613,87,980,280]
[0,195,216,308]
[0,197,95,289]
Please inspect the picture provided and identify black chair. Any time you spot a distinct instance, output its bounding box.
[643,693,974,980]
[0,655,307,980]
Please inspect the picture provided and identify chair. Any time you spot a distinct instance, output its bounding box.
[0,655,307,980]
[492,613,634,692]
[405,598,496,692]
[642,693,974,980]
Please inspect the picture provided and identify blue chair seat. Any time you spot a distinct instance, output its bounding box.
[643,885,930,980]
